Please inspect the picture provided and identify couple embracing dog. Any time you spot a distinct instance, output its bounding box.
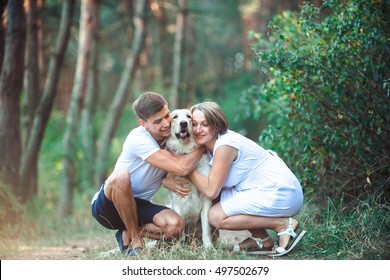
[91,91,305,257]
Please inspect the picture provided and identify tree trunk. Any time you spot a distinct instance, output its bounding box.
[20,0,41,199]
[185,16,195,106]
[23,0,41,147]
[94,0,147,186]
[19,0,75,202]
[80,0,99,189]
[37,0,46,91]
[59,0,95,218]
[0,0,26,197]
[170,0,187,110]
[0,1,6,74]
[153,1,172,85]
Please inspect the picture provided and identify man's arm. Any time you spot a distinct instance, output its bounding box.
[146,147,205,177]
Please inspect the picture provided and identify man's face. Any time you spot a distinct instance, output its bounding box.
[140,105,172,141]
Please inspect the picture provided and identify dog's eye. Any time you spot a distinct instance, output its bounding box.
[172,115,178,119]
[186,114,191,119]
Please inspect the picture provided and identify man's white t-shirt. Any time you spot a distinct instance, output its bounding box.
[91,126,166,204]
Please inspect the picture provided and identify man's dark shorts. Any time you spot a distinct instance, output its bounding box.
[91,184,169,230]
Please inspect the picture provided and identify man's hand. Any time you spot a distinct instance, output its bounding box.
[162,174,192,198]
[147,146,206,177]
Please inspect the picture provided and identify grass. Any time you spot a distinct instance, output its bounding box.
[292,196,390,260]
[1,185,388,260]
[84,237,250,260]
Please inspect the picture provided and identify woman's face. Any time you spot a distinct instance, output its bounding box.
[192,109,217,146]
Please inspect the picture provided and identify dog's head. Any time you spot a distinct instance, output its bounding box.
[166,109,198,154]
[170,109,193,143]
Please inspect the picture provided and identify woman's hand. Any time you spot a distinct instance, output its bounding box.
[162,174,192,198]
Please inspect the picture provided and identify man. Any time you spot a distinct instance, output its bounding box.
[91,92,203,256]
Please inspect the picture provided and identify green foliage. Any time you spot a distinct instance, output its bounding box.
[242,0,390,204]
[38,111,66,200]
[297,196,390,260]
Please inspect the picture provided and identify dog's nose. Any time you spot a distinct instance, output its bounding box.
[180,121,188,128]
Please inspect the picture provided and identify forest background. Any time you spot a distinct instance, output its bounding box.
[0,0,388,260]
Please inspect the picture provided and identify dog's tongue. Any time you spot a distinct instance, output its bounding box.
[179,131,189,139]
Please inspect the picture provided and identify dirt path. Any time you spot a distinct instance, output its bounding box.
[3,236,104,260]
[3,230,252,260]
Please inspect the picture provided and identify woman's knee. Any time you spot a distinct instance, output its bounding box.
[207,204,225,228]
[208,212,219,228]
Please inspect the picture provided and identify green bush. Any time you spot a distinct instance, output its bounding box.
[242,0,390,205]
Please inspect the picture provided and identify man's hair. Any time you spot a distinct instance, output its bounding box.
[190,101,229,135]
[132,92,168,121]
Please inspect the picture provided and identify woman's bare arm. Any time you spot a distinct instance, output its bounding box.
[188,145,237,200]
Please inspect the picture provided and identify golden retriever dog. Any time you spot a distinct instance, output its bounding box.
[166,109,213,248]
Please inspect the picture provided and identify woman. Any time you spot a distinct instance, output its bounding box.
[188,101,306,256]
